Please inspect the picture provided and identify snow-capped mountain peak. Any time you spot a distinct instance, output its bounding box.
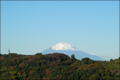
[52,42,78,51]
[41,42,104,61]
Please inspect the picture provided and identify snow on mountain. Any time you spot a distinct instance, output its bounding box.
[52,42,78,51]
[41,42,104,61]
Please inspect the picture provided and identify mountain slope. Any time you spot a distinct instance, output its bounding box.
[41,42,104,61]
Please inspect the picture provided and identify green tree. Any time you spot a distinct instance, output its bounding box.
[71,60,81,67]
[105,69,111,76]
[71,54,76,61]
[82,57,90,64]
[110,59,113,62]
[89,73,100,80]
[35,53,42,56]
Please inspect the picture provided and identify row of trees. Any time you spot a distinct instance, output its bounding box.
[0,53,120,80]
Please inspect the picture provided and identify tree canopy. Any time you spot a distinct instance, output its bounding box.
[0,53,120,80]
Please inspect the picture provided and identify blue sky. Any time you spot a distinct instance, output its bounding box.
[1,1,119,60]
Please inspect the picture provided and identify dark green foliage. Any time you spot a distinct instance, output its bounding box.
[35,53,42,55]
[0,53,120,80]
[49,67,54,71]
[82,57,91,64]
[89,73,100,80]
[2,54,9,58]
[110,59,113,62]
[0,54,2,56]
[71,54,76,61]
[62,66,71,72]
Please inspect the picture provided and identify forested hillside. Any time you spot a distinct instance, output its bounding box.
[0,53,120,80]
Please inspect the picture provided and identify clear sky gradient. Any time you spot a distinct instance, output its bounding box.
[1,1,119,60]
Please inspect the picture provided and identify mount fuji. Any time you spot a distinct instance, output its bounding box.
[41,42,104,61]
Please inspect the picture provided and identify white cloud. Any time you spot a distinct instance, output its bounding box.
[52,42,78,51]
